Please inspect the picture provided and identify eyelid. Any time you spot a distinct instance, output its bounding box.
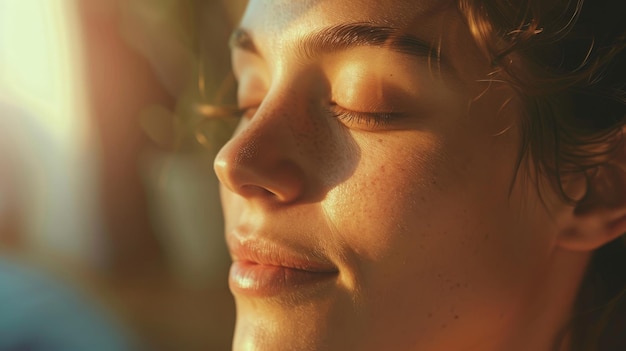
[328,103,404,129]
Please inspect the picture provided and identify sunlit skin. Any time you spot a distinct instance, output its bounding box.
[214,1,596,350]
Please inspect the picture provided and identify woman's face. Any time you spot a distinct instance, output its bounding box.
[215,0,566,350]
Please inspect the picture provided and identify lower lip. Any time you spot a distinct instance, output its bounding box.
[229,261,338,297]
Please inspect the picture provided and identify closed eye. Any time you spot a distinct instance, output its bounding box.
[328,103,404,130]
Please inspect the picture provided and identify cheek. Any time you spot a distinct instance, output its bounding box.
[323,132,446,262]
[323,129,554,341]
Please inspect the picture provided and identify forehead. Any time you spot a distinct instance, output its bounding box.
[239,0,491,84]
[241,0,451,40]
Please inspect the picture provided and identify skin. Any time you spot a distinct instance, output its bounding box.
[214,0,595,350]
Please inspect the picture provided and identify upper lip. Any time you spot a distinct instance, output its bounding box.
[227,232,338,273]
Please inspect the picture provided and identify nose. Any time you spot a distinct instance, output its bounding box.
[213,102,308,204]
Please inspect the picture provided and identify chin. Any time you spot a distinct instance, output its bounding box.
[231,288,363,351]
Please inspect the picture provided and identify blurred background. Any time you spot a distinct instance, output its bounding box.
[0,0,244,349]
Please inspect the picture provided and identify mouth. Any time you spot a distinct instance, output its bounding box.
[227,235,339,297]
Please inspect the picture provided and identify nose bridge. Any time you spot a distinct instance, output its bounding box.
[231,97,297,169]
[233,82,313,160]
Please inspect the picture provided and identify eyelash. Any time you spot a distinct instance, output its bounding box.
[328,103,401,129]
[237,103,401,129]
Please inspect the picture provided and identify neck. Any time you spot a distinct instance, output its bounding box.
[471,248,590,351]
[512,248,589,351]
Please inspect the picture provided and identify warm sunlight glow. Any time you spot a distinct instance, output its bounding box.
[0,1,101,262]
[0,1,88,144]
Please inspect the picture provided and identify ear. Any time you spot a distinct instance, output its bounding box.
[556,139,626,252]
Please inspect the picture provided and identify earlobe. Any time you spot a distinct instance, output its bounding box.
[557,145,626,252]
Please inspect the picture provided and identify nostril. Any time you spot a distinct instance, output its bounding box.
[239,184,277,198]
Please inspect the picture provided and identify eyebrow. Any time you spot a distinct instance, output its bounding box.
[229,23,441,61]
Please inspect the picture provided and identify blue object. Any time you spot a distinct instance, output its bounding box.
[0,259,136,351]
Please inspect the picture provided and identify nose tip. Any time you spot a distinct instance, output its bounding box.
[213,131,306,204]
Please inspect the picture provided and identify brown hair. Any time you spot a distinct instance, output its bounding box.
[457,0,626,349]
